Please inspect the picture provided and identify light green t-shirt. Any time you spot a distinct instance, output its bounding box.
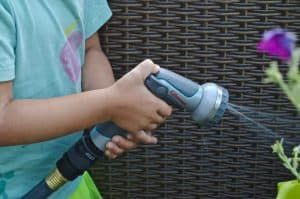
[0,0,112,198]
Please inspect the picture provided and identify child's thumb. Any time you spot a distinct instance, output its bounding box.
[136,59,160,80]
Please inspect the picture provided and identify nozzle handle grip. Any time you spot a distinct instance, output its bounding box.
[90,122,128,152]
[56,122,127,182]
[145,68,200,109]
[92,68,200,150]
[93,68,201,150]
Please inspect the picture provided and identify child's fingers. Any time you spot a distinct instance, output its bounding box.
[105,141,124,159]
[131,131,158,144]
[104,150,115,160]
[105,132,157,160]
[134,59,159,80]
[112,135,137,150]
[157,105,172,118]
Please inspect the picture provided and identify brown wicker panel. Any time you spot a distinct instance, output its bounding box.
[90,1,300,199]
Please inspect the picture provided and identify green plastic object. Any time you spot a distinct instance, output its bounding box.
[68,172,102,199]
[277,180,300,199]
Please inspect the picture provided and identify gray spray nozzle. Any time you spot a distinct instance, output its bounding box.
[191,83,229,126]
[145,68,229,126]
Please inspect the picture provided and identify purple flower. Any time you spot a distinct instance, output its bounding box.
[257,28,297,61]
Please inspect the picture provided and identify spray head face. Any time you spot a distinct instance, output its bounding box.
[191,83,229,126]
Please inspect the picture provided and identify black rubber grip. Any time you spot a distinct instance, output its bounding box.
[57,133,104,181]
[95,121,128,139]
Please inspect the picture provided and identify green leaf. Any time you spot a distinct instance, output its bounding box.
[272,139,300,181]
[272,139,284,154]
[289,48,300,71]
[264,62,282,84]
[277,180,300,199]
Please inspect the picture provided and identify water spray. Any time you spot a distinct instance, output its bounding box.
[22,68,229,199]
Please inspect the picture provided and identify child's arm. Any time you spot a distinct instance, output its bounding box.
[0,60,172,146]
[83,32,115,91]
[83,32,159,159]
[0,81,114,145]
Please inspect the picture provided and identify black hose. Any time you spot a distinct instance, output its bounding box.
[21,132,105,199]
[21,180,53,199]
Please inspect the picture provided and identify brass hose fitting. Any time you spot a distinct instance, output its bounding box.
[45,168,68,191]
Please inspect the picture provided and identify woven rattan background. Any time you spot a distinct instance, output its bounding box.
[90,1,300,198]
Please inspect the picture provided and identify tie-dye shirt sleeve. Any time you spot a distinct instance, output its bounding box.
[0,0,16,81]
[84,0,112,39]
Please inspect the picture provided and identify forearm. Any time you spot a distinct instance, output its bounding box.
[0,42,115,145]
[83,47,115,91]
[0,89,112,145]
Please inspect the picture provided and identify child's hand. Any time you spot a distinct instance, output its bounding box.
[108,59,172,135]
[104,131,157,159]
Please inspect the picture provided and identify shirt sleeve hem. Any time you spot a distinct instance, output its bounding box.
[85,8,112,39]
[0,65,15,81]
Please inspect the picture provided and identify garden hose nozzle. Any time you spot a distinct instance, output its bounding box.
[145,68,229,126]
[22,67,229,199]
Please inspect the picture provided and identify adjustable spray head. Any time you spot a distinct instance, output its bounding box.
[190,83,228,126]
[145,68,229,126]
